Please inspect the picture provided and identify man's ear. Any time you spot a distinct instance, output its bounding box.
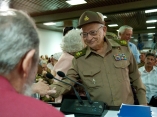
[103,26,107,36]
[22,49,36,79]
[103,26,107,32]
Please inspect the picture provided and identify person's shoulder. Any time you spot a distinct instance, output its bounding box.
[129,42,138,49]
[21,96,64,116]
[108,38,128,47]
[2,91,64,117]
[138,66,144,71]
[74,47,87,59]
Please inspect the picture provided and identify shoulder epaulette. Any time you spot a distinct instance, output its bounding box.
[106,32,118,39]
[74,48,87,59]
[112,39,128,46]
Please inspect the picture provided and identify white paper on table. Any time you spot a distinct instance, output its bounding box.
[65,115,75,117]
[56,107,74,117]
[104,110,118,117]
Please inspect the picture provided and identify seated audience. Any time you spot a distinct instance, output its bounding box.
[45,55,49,62]
[40,55,45,60]
[138,51,146,68]
[0,9,63,117]
[139,53,157,106]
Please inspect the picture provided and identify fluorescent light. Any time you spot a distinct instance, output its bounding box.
[43,22,56,26]
[0,1,9,11]
[103,15,107,18]
[145,9,157,13]
[108,24,118,27]
[148,38,153,41]
[147,27,155,29]
[146,20,157,23]
[0,11,16,16]
[148,33,155,35]
[66,0,87,5]
[134,39,138,42]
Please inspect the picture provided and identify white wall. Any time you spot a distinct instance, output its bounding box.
[37,28,63,57]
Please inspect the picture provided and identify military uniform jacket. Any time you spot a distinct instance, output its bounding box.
[52,37,147,106]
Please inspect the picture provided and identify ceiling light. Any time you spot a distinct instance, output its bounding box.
[134,39,138,42]
[108,24,118,27]
[147,27,155,29]
[0,1,10,11]
[145,9,157,13]
[147,33,155,35]
[146,20,157,23]
[43,22,56,26]
[148,38,153,41]
[66,0,87,5]
[103,15,107,18]
[0,11,15,16]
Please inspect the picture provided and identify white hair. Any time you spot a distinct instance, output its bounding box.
[0,9,39,75]
[60,29,84,53]
[118,25,133,37]
[53,52,62,60]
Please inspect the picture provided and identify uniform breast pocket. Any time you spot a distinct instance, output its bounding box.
[114,61,130,82]
[82,68,102,88]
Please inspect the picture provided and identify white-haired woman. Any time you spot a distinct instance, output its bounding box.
[49,29,85,103]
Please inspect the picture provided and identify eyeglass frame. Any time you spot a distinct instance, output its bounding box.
[80,26,104,39]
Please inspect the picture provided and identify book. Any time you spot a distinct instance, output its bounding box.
[117,103,152,117]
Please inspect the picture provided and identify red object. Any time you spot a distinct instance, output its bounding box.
[0,76,64,117]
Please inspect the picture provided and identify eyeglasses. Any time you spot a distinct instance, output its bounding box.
[80,26,103,38]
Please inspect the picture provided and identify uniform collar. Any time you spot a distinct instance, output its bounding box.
[129,42,132,47]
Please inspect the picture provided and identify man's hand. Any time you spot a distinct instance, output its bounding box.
[47,87,57,94]
[32,79,50,96]
[42,70,47,76]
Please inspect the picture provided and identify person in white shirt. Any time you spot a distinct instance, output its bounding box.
[138,53,157,105]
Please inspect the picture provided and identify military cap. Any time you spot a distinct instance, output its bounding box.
[78,10,104,28]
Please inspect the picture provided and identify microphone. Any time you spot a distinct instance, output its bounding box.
[57,71,93,104]
[46,73,84,104]
[46,72,105,116]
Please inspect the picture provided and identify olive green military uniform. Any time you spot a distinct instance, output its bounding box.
[50,10,146,106]
[51,37,146,106]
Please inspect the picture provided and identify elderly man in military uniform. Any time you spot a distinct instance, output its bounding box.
[48,10,147,106]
